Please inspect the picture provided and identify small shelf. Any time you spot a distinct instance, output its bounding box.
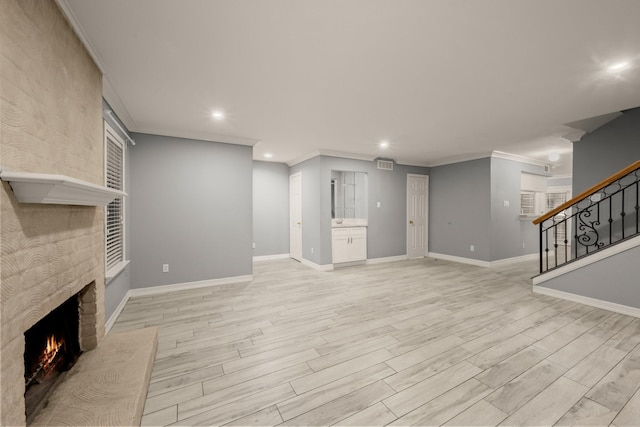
[0,171,126,206]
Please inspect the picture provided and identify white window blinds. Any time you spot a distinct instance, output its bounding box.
[105,123,125,273]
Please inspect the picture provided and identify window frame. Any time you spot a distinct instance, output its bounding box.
[104,121,128,281]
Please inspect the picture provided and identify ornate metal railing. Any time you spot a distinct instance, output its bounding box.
[533,160,640,274]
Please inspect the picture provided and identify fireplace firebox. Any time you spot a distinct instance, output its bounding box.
[23,294,82,423]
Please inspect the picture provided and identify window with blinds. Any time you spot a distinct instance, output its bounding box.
[520,192,536,216]
[105,123,125,274]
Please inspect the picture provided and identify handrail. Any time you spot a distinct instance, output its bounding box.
[533,159,640,225]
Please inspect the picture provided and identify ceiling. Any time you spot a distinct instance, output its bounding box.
[58,0,640,172]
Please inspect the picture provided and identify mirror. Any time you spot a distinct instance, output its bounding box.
[331,171,368,219]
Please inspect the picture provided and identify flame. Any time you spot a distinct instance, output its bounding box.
[41,335,63,369]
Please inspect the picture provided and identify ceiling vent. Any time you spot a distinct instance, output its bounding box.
[377,159,394,171]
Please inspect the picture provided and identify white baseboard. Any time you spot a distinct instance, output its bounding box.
[300,258,334,271]
[129,275,253,298]
[490,253,538,268]
[253,253,290,262]
[428,252,491,268]
[366,255,409,265]
[533,286,640,318]
[105,290,131,334]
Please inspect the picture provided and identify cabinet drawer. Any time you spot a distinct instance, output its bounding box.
[331,228,351,238]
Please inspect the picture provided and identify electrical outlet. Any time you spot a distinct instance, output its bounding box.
[311,247,314,254]
[470,245,475,252]
[162,264,169,273]
[252,242,256,249]
[523,242,526,249]
[504,200,510,207]
[377,201,381,208]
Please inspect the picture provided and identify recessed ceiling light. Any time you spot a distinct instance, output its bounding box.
[607,61,631,73]
[548,152,560,162]
[263,153,273,159]
[212,111,225,120]
[379,140,389,149]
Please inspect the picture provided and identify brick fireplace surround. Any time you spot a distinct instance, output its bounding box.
[1,1,107,425]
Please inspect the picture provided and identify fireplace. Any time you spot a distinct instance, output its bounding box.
[23,294,83,423]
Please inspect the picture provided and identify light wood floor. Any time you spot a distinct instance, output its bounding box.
[111,258,640,426]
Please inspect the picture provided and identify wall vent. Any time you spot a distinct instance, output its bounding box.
[377,160,394,171]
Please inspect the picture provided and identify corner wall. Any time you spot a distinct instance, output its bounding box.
[490,157,548,261]
[253,161,290,257]
[429,158,492,262]
[129,133,253,288]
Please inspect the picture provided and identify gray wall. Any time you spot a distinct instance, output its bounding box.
[290,156,323,264]
[573,107,640,193]
[490,157,548,261]
[103,99,131,321]
[129,133,253,288]
[253,161,290,257]
[291,156,430,265]
[429,158,492,261]
[537,243,640,308]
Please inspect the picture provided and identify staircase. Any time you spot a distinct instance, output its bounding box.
[532,160,640,316]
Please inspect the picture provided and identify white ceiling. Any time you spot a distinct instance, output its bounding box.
[59,0,640,172]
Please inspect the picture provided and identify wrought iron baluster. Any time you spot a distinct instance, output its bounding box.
[553,222,558,268]
[608,196,612,246]
[539,223,543,273]
[621,189,626,240]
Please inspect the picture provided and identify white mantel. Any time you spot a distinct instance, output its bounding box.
[0,171,125,206]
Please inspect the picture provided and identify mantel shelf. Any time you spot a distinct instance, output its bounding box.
[0,171,126,206]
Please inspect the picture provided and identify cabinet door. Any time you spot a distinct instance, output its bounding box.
[349,228,367,261]
[332,229,351,263]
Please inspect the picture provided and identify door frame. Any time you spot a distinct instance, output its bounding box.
[407,174,429,258]
[289,172,302,261]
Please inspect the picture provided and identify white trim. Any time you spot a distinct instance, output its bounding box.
[105,259,130,283]
[106,110,135,145]
[490,253,538,268]
[548,174,573,180]
[253,254,290,262]
[105,289,131,334]
[0,171,125,205]
[491,151,551,169]
[128,275,253,297]
[287,150,431,168]
[424,153,492,168]
[428,252,491,268]
[533,286,640,318]
[55,0,106,73]
[300,258,334,271]
[366,255,409,265]
[533,235,640,286]
[333,260,367,269]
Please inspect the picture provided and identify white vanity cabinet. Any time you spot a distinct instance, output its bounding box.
[332,227,367,263]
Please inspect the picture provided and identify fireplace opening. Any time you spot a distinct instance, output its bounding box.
[24,294,82,423]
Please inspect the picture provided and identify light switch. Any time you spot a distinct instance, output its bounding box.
[377,201,381,208]
[504,200,510,207]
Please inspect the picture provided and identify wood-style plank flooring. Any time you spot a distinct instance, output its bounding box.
[110,258,640,426]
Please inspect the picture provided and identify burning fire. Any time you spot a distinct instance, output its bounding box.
[25,335,65,386]
[41,335,63,372]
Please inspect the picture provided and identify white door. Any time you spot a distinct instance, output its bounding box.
[289,173,302,261]
[407,174,428,259]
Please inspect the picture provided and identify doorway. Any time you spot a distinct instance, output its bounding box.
[289,173,302,261]
[407,174,428,258]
